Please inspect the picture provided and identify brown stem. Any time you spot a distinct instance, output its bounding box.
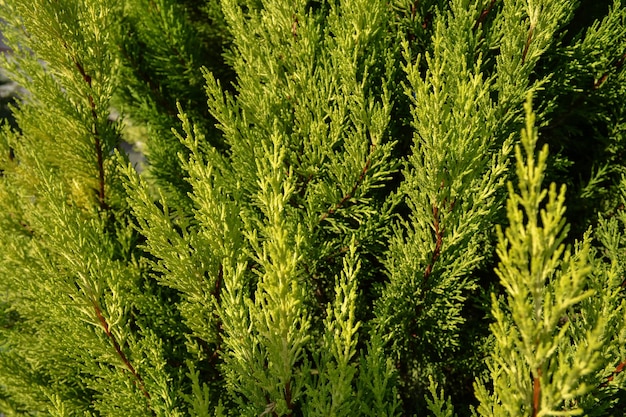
[117,42,179,118]
[600,359,626,387]
[473,0,497,30]
[594,50,626,90]
[148,0,197,82]
[285,380,293,414]
[544,50,626,133]
[92,300,151,400]
[319,145,375,223]
[93,122,107,210]
[7,213,35,236]
[532,368,541,417]
[63,42,108,211]
[522,24,535,65]
[208,265,224,364]
[410,188,450,336]
[291,14,298,39]
[262,394,278,417]
[212,264,223,304]
[423,203,443,283]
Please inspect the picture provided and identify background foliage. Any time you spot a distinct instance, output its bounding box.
[0,0,625,415]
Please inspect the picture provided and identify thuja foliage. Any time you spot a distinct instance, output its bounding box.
[0,0,625,415]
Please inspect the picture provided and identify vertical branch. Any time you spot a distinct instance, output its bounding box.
[260,380,293,416]
[473,0,497,30]
[544,50,626,131]
[594,50,626,90]
[319,145,375,223]
[521,24,535,65]
[262,395,278,417]
[92,299,152,402]
[208,265,224,363]
[532,369,541,417]
[285,380,293,415]
[600,359,626,387]
[89,96,107,211]
[410,201,444,338]
[423,181,453,283]
[423,203,443,282]
[63,42,108,210]
[291,14,298,39]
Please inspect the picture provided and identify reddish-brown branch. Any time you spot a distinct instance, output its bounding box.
[7,213,35,236]
[600,359,626,387]
[423,203,443,282]
[63,42,108,210]
[263,394,279,417]
[212,264,223,304]
[74,59,92,88]
[473,0,497,30]
[261,381,293,416]
[522,25,535,65]
[117,42,179,119]
[291,14,298,39]
[92,300,151,400]
[616,50,626,70]
[260,356,294,416]
[543,49,626,134]
[532,368,541,417]
[19,221,34,235]
[411,190,450,334]
[208,265,224,364]
[594,72,610,89]
[148,0,199,89]
[410,0,417,21]
[285,380,294,414]
[594,50,626,90]
[320,146,375,223]
[88,93,106,210]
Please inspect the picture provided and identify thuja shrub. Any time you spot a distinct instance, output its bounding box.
[0,0,625,415]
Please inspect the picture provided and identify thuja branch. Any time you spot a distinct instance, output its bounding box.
[522,24,535,65]
[473,0,497,30]
[261,368,294,416]
[423,203,443,282]
[63,42,108,211]
[423,181,454,283]
[92,298,152,401]
[600,359,626,387]
[532,369,541,417]
[260,380,293,417]
[319,145,375,223]
[260,379,290,417]
[285,380,294,415]
[7,213,35,236]
[208,265,224,364]
[409,200,446,336]
[291,14,298,39]
[594,50,626,90]
[117,42,179,118]
[147,0,198,85]
[545,49,626,132]
[262,395,278,417]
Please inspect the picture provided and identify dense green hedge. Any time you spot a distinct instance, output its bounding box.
[0,0,625,415]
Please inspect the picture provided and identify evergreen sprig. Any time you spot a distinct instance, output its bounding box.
[0,0,624,415]
[475,96,604,416]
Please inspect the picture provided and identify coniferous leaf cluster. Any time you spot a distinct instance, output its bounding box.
[0,0,625,415]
